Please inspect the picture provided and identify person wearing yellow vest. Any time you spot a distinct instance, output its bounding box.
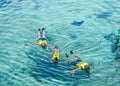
[48,44,61,64]
[31,28,48,48]
[66,51,92,76]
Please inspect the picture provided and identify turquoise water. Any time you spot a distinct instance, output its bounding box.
[0,0,120,86]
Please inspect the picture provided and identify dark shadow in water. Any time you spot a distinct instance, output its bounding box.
[17,0,23,2]
[0,0,11,8]
[71,20,84,26]
[95,12,112,18]
[68,33,77,40]
[104,33,118,42]
[25,48,90,84]
[32,0,41,10]
[104,33,120,59]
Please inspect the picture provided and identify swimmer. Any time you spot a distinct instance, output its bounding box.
[30,28,48,48]
[66,51,92,76]
[48,44,61,64]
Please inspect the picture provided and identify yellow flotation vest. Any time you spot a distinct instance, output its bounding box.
[52,53,61,61]
[76,62,89,70]
[38,40,48,46]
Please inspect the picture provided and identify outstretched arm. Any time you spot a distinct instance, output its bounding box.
[31,42,38,45]
[72,67,82,76]
[48,44,56,51]
[26,42,38,46]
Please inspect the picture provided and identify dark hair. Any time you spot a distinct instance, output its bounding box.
[41,43,47,48]
[53,57,58,63]
[84,65,90,74]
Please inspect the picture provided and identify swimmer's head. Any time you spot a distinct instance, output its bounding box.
[84,65,90,73]
[41,43,47,48]
[53,57,58,64]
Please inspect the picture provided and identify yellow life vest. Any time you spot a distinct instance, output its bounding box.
[38,40,48,46]
[76,62,89,70]
[52,53,60,61]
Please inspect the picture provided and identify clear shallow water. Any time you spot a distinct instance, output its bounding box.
[0,0,120,86]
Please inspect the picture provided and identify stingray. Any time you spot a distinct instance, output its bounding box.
[71,20,84,26]
[95,12,112,18]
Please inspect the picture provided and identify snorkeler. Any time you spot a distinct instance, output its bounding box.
[30,28,48,48]
[66,51,92,76]
[48,44,61,64]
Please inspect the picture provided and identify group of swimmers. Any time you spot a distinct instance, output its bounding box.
[27,28,120,77]
[29,28,93,76]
